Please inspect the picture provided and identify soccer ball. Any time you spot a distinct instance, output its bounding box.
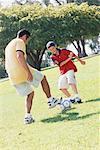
[60,98,71,111]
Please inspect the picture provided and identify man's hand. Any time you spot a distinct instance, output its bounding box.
[27,71,33,81]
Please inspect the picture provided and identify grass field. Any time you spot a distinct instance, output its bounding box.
[0,55,100,150]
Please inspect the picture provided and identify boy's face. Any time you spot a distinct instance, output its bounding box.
[48,46,57,54]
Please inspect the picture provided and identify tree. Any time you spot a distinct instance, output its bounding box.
[0,3,100,70]
[15,0,36,5]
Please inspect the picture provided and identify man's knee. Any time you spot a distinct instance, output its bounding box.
[41,75,47,82]
[28,91,34,97]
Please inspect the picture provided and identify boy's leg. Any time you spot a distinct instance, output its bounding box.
[58,74,71,97]
[60,88,71,97]
[66,70,78,95]
[67,70,82,103]
[69,83,78,95]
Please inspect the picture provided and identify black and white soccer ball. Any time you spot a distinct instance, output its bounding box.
[60,98,71,111]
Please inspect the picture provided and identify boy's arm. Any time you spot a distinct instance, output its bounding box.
[59,57,72,66]
[59,52,86,66]
[72,54,86,65]
[59,52,73,67]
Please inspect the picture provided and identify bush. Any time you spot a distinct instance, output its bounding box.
[0,66,8,78]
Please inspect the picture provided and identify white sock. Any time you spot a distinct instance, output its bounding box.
[25,113,31,118]
[74,94,79,98]
[48,96,53,102]
[68,95,74,99]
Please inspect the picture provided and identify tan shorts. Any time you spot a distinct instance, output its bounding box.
[14,69,44,96]
[58,70,76,89]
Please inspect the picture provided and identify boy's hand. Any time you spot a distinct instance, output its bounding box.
[80,60,86,65]
[68,52,73,59]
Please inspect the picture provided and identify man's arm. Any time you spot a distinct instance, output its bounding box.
[16,51,33,81]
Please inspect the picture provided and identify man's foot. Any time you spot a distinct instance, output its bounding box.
[24,115,35,124]
[48,97,59,108]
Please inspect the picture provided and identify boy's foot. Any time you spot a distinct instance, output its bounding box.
[48,97,59,108]
[75,97,83,103]
[70,98,75,103]
[24,115,35,124]
[70,97,83,104]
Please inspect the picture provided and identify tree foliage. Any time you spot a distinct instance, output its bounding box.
[0,3,100,69]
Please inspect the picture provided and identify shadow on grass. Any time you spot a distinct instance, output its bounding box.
[41,112,100,123]
[85,98,100,103]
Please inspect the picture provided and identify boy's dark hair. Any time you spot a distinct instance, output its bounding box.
[17,29,30,38]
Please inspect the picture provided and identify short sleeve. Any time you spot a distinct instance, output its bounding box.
[63,49,76,57]
[16,39,26,55]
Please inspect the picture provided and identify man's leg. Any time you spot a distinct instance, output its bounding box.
[25,91,34,114]
[14,82,35,124]
[41,75,51,98]
[24,91,35,124]
[41,75,59,108]
[30,69,59,108]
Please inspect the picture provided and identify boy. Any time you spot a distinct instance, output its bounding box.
[46,41,86,103]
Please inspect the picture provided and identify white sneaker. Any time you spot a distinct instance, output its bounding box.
[48,97,59,108]
[74,97,82,103]
[24,115,35,124]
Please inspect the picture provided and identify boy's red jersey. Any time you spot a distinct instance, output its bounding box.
[51,49,77,75]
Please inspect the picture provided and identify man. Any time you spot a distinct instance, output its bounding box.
[46,41,86,103]
[5,29,59,124]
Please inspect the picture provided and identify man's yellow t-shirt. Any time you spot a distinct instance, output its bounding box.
[5,38,32,85]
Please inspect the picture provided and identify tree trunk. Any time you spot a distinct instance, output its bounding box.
[27,48,46,71]
[72,40,82,57]
[80,38,88,57]
[76,40,82,57]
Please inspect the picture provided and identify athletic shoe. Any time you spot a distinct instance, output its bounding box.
[70,98,76,103]
[24,116,35,124]
[75,97,83,103]
[48,97,59,108]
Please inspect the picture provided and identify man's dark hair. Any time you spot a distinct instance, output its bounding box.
[17,29,30,38]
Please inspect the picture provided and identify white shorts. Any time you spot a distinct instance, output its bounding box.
[58,70,76,89]
[14,69,44,96]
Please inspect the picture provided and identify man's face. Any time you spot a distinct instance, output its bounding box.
[25,35,30,44]
[48,46,57,54]
[21,35,30,44]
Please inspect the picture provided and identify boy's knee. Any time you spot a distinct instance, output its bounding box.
[60,88,68,91]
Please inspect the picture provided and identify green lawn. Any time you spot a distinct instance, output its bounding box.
[0,55,100,150]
